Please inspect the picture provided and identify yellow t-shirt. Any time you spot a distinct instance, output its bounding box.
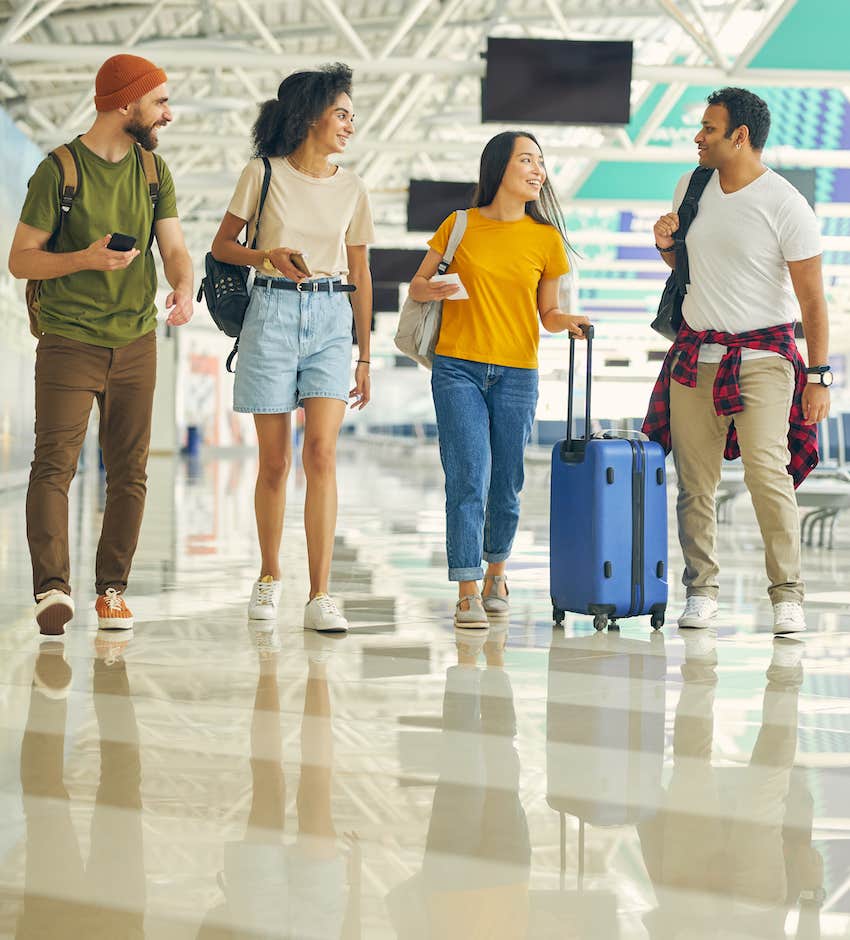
[427,208,570,370]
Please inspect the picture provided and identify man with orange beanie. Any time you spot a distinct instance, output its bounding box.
[8,54,194,636]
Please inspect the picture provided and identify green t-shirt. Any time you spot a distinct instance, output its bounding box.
[20,137,178,348]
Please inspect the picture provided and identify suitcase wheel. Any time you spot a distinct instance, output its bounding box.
[650,607,665,630]
[552,606,565,626]
[593,613,608,632]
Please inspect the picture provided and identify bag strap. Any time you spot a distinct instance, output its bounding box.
[133,143,162,251]
[436,209,467,274]
[674,166,713,291]
[135,143,160,208]
[48,144,80,242]
[249,156,273,251]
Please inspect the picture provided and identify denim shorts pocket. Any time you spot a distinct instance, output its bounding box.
[329,293,353,340]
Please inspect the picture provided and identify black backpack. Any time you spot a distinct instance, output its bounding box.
[197,156,271,372]
[650,166,713,341]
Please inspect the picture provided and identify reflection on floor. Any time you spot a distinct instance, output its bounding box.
[0,441,848,938]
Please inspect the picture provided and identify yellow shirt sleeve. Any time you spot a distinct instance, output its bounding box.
[427,212,458,257]
[543,227,570,278]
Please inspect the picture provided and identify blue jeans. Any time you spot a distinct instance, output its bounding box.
[431,355,538,581]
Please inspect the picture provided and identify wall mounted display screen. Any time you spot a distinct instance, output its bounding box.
[407,179,476,232]
[372,284,402,313]
[483,37,633,125]
[368,248,426,283]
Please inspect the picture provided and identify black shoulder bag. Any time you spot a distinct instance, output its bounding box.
[197,156,272,372]
[650,166,714,342]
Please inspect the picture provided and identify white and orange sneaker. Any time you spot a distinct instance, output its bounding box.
[95,588,134,630]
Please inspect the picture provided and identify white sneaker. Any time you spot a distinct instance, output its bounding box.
[304,594,348,633]
[773,601,807,635]
[248,576,281,621]
[677,595,718,629]
[34,589,75,636]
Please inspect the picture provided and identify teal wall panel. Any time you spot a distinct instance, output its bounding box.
[575,161,694,201]
[751,0,850,70]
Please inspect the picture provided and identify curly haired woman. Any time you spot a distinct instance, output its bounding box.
[211,63,375,632]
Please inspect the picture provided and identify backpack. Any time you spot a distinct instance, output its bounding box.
[650,166,713,341]
[196,156,272,373]
[25,142,160,338]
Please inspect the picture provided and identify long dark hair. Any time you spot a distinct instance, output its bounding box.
[252,62,352,158]
[472,130,572,250]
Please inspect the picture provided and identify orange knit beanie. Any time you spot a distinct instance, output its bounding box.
[94,54,167,112]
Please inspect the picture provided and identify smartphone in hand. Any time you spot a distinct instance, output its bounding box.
[290,252,312,277]
[107,233,137,251]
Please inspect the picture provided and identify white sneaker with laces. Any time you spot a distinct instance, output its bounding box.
[304,593,348,633]
[248,576,281,621]
[773,601,807,635]
[677,595,718,629]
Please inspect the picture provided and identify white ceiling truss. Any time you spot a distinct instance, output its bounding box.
[2,0,849,293]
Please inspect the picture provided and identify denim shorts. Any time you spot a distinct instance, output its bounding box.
[233,278,353,413]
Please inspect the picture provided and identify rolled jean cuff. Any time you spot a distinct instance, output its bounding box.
[449,566,484,582]
[483,551,510,564]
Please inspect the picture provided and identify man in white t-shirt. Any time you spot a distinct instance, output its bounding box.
[650,87,831,634]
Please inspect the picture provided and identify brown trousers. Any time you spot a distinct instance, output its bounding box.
[26,331,156,599]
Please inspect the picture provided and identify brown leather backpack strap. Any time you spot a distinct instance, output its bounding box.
[48,144,80,230]
[135,144,161,251]
[26,144,81,339]
[135,143,160,207]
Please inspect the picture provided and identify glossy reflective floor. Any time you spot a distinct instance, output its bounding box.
[0,441,848,939]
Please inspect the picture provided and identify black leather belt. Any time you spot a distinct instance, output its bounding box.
[254,276,356,293]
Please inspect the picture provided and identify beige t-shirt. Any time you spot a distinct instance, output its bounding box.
[228,157,375,277]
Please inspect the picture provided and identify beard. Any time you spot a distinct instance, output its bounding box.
[125,117,161,151]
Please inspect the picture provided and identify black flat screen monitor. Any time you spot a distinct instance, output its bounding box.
[407,179,476,232]
[483,37,633,125]
[369,248,426,283]
[372,284,401,313]
[775,168,816,208]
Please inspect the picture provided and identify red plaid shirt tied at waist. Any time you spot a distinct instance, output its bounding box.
[642,321,818,488]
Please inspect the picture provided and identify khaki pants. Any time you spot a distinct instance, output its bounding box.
[670,355,802,604]
[26,331,156,599]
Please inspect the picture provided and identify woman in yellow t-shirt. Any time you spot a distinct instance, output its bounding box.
[409,131,589,627]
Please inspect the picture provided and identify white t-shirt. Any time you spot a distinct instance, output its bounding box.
[673,167,821,362]
[228,157,375,278]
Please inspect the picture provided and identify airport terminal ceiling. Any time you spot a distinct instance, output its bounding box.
[3,0,850,324]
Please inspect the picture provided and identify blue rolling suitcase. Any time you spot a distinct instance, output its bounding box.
[550,326,668,631]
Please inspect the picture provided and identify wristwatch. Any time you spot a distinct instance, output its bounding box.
[806,365,833,387]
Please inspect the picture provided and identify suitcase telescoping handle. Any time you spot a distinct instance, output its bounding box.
[566,323,594,451]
